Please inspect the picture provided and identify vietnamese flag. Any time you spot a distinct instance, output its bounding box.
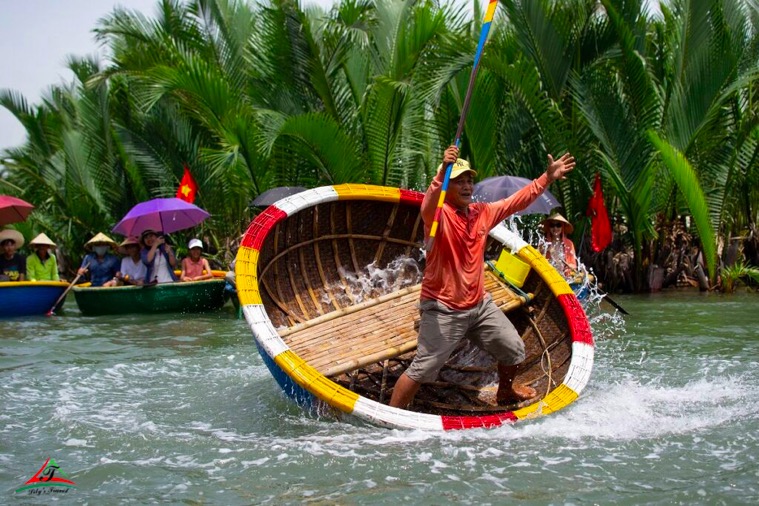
[586,172,612,252]
[176,165,198,203]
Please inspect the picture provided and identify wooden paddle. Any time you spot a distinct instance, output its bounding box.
[47,262,89,316]
[562,260,630,315]
[600,290,630,315]
[425,0,499,251]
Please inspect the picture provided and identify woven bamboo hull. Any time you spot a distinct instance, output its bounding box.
[0,281,69,318]
[238,185,594,431]
[73,279,226,316]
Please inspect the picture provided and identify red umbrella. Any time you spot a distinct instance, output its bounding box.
[0,196,35,226]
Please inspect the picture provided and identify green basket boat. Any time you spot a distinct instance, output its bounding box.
[73,279,227,316]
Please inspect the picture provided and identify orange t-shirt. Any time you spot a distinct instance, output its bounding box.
[420,170,549,310]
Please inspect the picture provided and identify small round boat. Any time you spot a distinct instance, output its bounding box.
[0,281,69,318]
[237,184,594,431]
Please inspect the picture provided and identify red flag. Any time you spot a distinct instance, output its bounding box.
[176,165,198,203]
[586,173,612,252]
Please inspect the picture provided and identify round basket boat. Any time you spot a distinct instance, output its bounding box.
[237,184,594,431]
[0,281,69,318]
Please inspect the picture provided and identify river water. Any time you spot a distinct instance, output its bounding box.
[1,292,757,504]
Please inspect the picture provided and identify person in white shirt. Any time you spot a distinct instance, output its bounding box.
[116,237,147,285]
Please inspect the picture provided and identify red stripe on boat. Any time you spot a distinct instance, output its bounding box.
[441,411,518,430]
[399,189,424,206]
[557,293,594,345]
[241,206,288,250]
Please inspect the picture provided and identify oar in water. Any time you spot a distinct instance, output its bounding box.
[426,0,499,252]
[599,290,629,315]
[46,262,89,316]
[561,259,630,315]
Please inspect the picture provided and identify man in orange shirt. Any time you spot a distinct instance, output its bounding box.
[389,145,576,408]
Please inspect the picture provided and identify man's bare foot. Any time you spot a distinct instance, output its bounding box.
[496,383,537,404]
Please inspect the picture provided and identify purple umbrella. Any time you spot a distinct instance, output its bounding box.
[473,175,560,216]
[112,198,210,237]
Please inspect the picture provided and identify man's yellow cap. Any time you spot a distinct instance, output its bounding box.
[450,158,477,180]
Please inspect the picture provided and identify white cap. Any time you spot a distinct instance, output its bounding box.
[188,238,203,250]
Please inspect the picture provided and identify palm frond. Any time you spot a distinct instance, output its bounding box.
[649,131,717,280]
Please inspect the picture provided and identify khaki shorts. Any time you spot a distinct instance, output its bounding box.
[404,295,525,384]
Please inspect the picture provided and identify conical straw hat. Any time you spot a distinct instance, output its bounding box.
[119,237,140,248]
[29,232,57,248]
[84,232,117,251]
[118,236,140,253]
[541,212,574,235]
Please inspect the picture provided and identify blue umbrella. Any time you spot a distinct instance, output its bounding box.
[473,176,560,216]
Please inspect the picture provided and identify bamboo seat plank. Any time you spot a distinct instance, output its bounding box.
[282,269,531,378]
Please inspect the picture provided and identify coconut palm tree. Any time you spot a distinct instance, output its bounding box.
[3,0,757,288]
[644,0,759,283]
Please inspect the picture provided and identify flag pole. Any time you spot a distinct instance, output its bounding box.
[425,0,499,251]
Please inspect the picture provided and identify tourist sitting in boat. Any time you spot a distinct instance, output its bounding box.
[541,212,578,278]
[389,145,575,408]
[140,229,177,284]
[78,233,120,287]
[26,233,60,281]
[0,229,26,282]
[116,237,146,285]
[180,238,213,282]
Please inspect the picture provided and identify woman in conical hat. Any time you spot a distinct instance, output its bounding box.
[78,232,120,287]
[541,212,577,277]
[26,233,60,281]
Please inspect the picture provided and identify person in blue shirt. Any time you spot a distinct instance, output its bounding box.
[78,232,120,287]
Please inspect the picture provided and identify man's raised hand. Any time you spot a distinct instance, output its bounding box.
[546,153,576,183]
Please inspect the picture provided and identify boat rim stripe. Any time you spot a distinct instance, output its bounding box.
[0,281,70,288]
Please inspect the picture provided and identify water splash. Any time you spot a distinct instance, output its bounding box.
[334,255,424,304]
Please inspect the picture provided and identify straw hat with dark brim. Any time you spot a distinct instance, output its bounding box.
[85,232,117,251]
[118,237,141,253]
[29,232,57,248]
[0,229,25,248]
[541,212,574,235]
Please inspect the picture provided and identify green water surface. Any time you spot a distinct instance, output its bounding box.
[1,292,757,504]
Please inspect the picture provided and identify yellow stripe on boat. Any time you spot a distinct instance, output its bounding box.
[512,383,579,419]
[334,184,401,202]
[274,350,359,412]
[0,281,69,288]
[518,245,573,296]
[236,246,262,305]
